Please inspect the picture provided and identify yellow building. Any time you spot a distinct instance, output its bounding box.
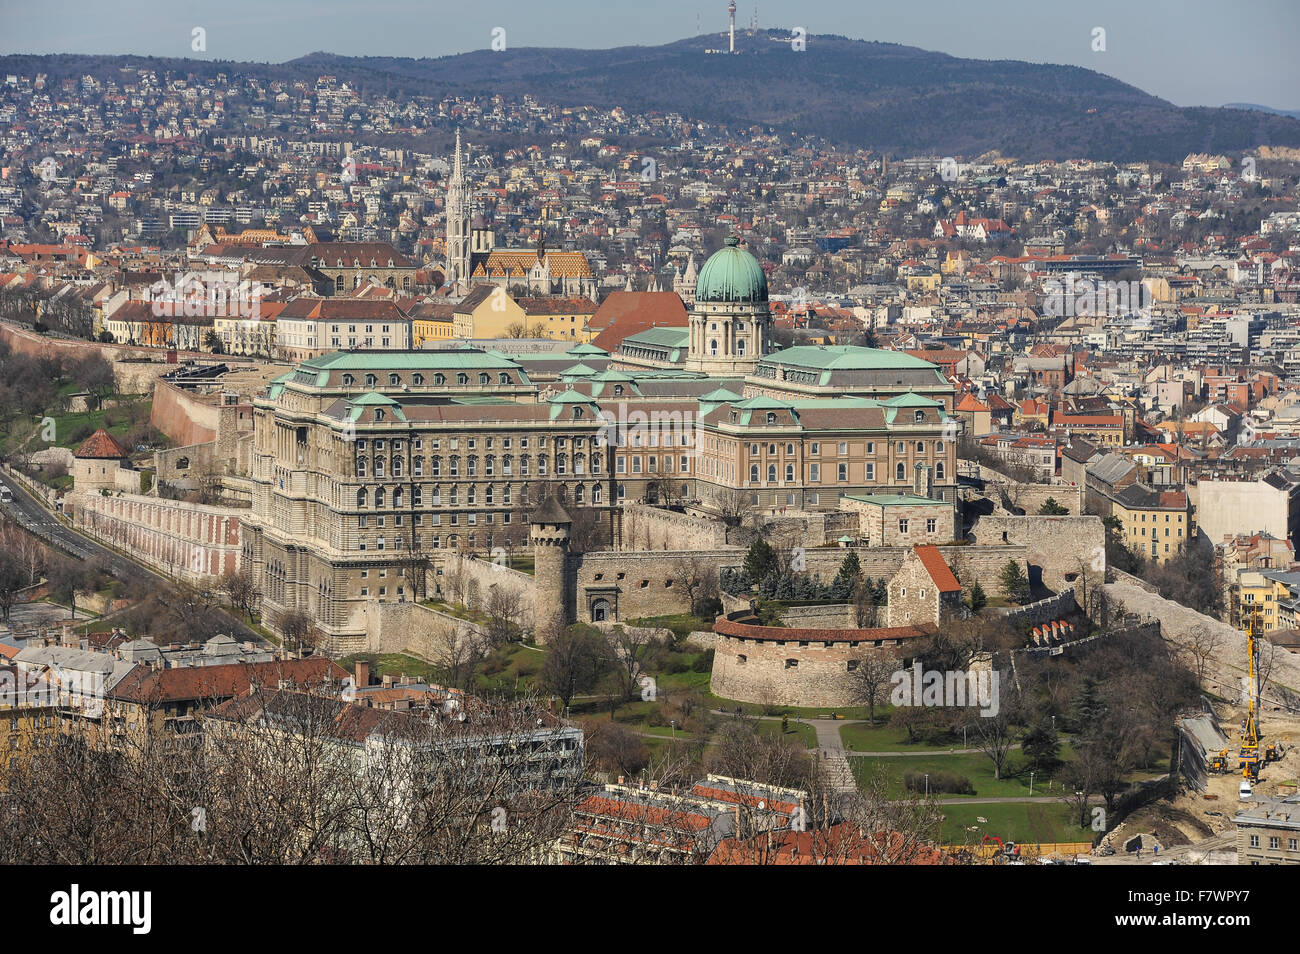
[0,668,59,790]
[411,301,456,347]
[516,296,598,342]
[451,285,526,338]
[1235,570,1288,631]
[1112,485,1190,563]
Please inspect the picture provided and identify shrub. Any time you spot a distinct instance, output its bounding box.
[903,770,974,795]
[691,649,715,673]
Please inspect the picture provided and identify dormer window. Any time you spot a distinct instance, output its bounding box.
[342,373,354,386]
[457,373,468,385]
[479,373,489,386]
[915,410,925,422]
[412,374,424,386]
[374,409,385,421]
[766,412,777,425]
[389,373,400,386]
[365,374,376,388]
[434,373,445,385]
[499,372,510,385]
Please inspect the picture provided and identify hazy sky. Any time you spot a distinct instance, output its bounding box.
[1,0,1296,110]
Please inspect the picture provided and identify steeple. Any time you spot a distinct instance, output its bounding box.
[445,129,471,293]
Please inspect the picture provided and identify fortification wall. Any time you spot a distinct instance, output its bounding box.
[710,616,925,707]
[66,490,241,583]
[150,378,219,447]
[969,515,1105,591]
[344,600,487,660]
[569,543,1028,623]
[620,503,733,551]
[0,322,164,394]
[437,551,537,625]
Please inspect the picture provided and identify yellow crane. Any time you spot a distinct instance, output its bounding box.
[1240,608,1287,778]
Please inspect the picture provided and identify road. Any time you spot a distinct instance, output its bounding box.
[0,469,170,589]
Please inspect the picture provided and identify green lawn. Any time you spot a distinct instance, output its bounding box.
[628,614,714,642]
[850,752,1054,799]
[339,652,442,685]
[939,802,1091,846]
[839,720,970,753]
[756,719,817,749]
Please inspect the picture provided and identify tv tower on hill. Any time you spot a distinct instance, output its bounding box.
[728,0,736,52]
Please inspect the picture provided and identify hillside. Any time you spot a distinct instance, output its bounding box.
[7,31,1300,161]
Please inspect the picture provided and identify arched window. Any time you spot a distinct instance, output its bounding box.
[485,455,495,476]
[342,374,354,386]
[375,457,386,478]
[375,487,385,508]
[392,456,403,477]
[914,410,925,423]
[767,464,776,483]
[896,462,906,480]
[365,374,376,388]
[556,454,567,475]
[766,412,777,425]
[785,464,794,481]
[593,484,602,503]
[503,455,513,476]
[935,440,944,453]
[575,484,585,504]
[479,373,490,386]
[389,373,400,386]
[356,488,366,508]
[499,372,510,385]
[935,461,946,480]
[434,373,445,385]
[412,373,424,386]
[749,464,759,482]
[431,456,441,477]
[916,441,925,453]
[710,339,718,355]
[449,457,459,477]
[737,339,746,356]
[393,487,403,508]
[456,373,468,385]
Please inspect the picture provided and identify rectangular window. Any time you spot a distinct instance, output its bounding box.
[810,463,820,482]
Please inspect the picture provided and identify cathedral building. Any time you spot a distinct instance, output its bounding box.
[444,132,597,300]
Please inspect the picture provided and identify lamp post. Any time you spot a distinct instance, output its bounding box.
[1030,771,1035,796]
[924,773,929,796]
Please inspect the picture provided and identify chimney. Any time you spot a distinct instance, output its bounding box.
[382,674,393,687]
[355,660,370,688]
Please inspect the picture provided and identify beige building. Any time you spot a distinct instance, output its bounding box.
[1235,796,1300,864]
[842,493,957,547]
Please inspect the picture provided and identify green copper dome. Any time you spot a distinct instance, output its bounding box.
[695,236,768,303]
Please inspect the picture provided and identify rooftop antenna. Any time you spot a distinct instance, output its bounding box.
[729,0,736,52]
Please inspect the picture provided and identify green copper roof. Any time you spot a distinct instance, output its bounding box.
[348,391,400,406]
[622,327,690,348]
[559,363,598,377]
[700,387,743,402]
[696,236,768,303]
[549,389,597,404]
[882,392,943,407]
[845,494,952,507]
[760,345,939,371]
[566,343,608,356]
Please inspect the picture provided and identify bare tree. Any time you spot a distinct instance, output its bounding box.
[278,608,322,658]
[850,656,896,725]
[219,568,261,623]
[483,582,525,646]
[431,624,487,691]
[1184,624,1222,687]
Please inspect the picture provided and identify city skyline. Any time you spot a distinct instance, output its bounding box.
[1,0,1297,113]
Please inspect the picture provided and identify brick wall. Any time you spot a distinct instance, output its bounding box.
[67,490,241,584]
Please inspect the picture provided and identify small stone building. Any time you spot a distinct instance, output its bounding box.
[886,545,965,626]
[843,493,956,547]
[71,428,131,494]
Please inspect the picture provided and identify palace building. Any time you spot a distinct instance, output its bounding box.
[243,239,960,641]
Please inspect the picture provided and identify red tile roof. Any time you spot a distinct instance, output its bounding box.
[73,428,128,460]
[913,545,962,593]
[110,657,347,704]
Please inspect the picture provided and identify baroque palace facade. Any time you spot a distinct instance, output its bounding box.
[243,239,960,639]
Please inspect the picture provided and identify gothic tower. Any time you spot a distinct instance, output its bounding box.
[445,129,471,293]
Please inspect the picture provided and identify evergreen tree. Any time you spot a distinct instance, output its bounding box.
[744,538,778,584]
[968,579,987,612]
[999,559,1031,604]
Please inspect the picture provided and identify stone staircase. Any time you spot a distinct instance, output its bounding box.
[819,752,857,793]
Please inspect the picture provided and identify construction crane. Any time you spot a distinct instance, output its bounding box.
[1239,608,1286,778]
